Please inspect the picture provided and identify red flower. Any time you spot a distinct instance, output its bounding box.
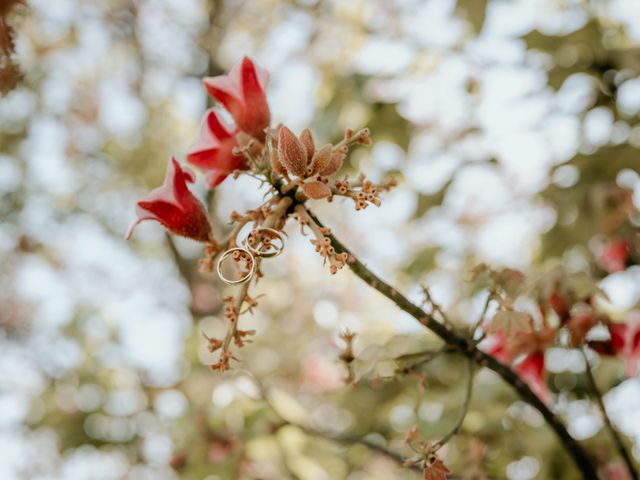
[608,312,640,377]
[126,157,212,242]
[515,351,550,404]
[187,109,244,188]
[598,240,630,273]
[203,56,270,140]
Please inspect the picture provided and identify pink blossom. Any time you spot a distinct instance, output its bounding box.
[203,56,270,140]
[126,157,212,242]
[187,108,244,187]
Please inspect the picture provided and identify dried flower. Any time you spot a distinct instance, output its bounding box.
[203,56,270,140]
[126,157,212,242]
[422,457,451,480]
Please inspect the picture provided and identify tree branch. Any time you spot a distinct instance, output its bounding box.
[303,208,599,480]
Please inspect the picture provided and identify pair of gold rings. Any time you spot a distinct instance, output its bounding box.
[216,228,285,286]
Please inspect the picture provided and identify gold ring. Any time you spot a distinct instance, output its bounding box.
[244,227,285,258]
[216,247,256,285]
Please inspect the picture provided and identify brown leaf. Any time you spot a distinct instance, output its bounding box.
[487,310,532,336]
[424,458,450,480]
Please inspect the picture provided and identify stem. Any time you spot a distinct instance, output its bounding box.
[333,128,370,151]
[435,358,474,450]
[220,280,251,355]
[211,196,293,371]
[581,348,639,480]
[422,286,452,326]
[471,291,493,341]
[303,208,599,480]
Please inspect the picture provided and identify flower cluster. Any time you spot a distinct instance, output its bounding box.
[126,56,395,371]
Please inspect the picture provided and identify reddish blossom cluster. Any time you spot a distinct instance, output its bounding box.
[482,287,640,403]
[127,57,270,241]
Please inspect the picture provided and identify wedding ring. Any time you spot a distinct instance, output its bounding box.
[244,227,284,258]
[216,247,256,285]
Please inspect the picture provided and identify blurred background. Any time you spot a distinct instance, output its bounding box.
[1,0,640,479]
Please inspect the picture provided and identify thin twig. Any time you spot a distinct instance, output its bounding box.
[471,291,493,341]
[422,286,453,326]
[581,348,639,480]
[435,358,474,450]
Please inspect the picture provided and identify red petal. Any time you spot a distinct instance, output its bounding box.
[187,109,245,188]
[516,351,550,403]
[203,76,244,125]
[203,57,270,140]
[239,56,270,139]
[609,323,627,352]
[126,157,212,242]
[205,108,235,140]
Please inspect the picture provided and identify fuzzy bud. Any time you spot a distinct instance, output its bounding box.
[321,146,347,176]
[299,128,315,163]
[278,126,307,177]
[308,144,333,176]
[270,139,288,177]
[302,180,332,200]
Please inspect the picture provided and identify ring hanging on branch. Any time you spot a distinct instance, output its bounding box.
[244,227,285,258]
[216,247,256,285]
